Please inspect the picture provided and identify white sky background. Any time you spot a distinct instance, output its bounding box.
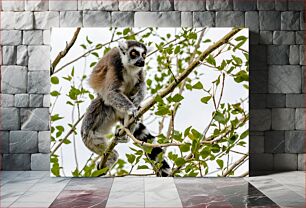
[51,28,249,177]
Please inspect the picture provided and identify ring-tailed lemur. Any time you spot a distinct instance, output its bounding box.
[81,40,170,176]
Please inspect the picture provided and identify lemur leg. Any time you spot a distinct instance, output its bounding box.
[81,98,120,171]
[114,114,131,143]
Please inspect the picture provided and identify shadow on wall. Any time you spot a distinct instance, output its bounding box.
[249,30,305,176]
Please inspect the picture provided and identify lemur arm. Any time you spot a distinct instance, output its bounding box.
[130,71,146,107]
[106,81,136,113]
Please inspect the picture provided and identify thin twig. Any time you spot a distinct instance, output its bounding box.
[227,42,248,53]
[240,171,249,177]
[222,153,249,177]
[50,114,84,156]
[50,27,81,75]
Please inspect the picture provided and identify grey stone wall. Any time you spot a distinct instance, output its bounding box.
[0,0,304,175]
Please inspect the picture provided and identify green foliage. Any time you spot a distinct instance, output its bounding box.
[50,27,249,177]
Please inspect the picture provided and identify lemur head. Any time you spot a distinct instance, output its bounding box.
[118,40,147,68]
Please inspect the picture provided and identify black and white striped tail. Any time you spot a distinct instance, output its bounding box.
[132,122,171,177]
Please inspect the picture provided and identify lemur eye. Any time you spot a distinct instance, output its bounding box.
[142,53,146,59]
[130,50,138,59]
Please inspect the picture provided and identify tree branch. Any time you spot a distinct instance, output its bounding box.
[50,27,81,75]
[99,28,243,170]
[222,153,249,176]
[50,114,84,156]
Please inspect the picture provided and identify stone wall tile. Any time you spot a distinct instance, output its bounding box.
[27,71,50,94]
[265,131,285,153]
[272,108,295,130]
[83,11,111,27]
[216,11,244,27]
[31,153,49,170]
[174,0,205,11]
[21,108,49,131]
[112,12,134,27]
[193,12,215,27]
[119,0,150,11]
[3,154,31,170]
[135,12,180,27]
[10,131,38,153]
[1,66,27,94]
[151,0,173,11]
[0,94,14,107]
[26,0,49,11]
[0,108,20,130]
[274,153,297,170]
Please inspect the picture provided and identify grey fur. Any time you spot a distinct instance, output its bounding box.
[81,41,147,171]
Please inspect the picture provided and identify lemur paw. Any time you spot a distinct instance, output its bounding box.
[128,107,138,120]
[114,127,129,143]
[117,135,130,143]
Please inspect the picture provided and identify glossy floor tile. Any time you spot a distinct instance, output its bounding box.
[0,171,304,208]
[50,178,113,208]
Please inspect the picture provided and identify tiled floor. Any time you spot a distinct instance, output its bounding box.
[1,171,305,208]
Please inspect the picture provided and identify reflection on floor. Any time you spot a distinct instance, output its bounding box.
[1,171,304,208]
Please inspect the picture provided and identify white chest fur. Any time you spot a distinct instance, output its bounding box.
[121,67,141,95]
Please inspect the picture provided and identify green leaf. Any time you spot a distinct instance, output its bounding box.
[206,54,216,66]
[184,126,192,137]
[89,94,94,100]
[155,106,171,116]
[137,165,149,170]
[96,44,102,49]
[200,147,210,159]
[51,76,59,84]
[174,158,186,166]
[91,167,109,177]
[56,126,64,132]
[62,139,71,144]
[51,114,64,122]
[51,164,60,177]
[232,55,243,65]
[234,70,248,83]
[217,159,224,169]
[126,154,136,164]
[154,95,164,104]
[80,44,87,49]
[218,60,227,71]
[91,52,99,58]
[174,46,181,54]
[72,168,80,177]
[86,36,93,44]
[235,36,247,41]
[214,111,226,124]
[179,143,190,152]
[200,96,211,104]
[192,81,203,90]
[50,91,60,97]
[123,28,130,35]
[191,129,202,139]
[71,67,75,76]
[240,130,249,140]
[90,62,97,68]
[146,79,152,86]
[172,94,184,102]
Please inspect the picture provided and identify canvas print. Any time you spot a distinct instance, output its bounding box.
[50,27,249,177]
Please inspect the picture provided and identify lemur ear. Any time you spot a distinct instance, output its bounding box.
[118,41,128,53]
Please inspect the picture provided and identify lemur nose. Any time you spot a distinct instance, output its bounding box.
[135,60,145,67]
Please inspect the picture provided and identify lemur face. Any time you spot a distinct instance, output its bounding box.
[118,41,147,68]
